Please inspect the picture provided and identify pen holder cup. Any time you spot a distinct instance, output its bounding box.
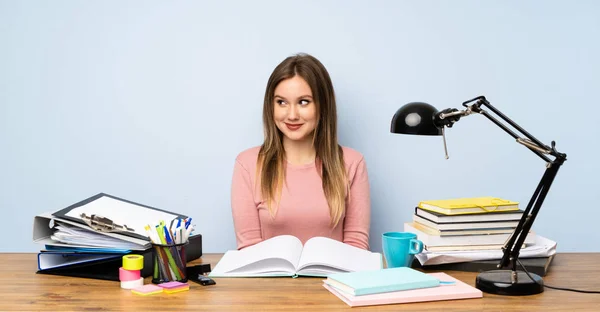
[151,241,188,284]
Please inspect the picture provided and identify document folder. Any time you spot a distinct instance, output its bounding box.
[33,193,190,250]
[33,212,151,250]
[38,252,124,271]
[52,193,187,240]
[36,234,203,281]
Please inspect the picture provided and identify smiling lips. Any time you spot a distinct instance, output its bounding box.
[285,123,303,131]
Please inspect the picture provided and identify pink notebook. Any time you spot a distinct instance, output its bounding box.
[323,272,482,307]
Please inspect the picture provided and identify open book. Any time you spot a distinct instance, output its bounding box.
[209,235,382,277]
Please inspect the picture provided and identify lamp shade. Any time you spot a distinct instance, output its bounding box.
[390,102,442,136]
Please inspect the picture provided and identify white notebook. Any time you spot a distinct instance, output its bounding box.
[210,235,382,277]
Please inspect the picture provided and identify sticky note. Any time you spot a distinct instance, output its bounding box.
[163,286,190,294]
[157,281,189,294]
[131,284,163,296]
[157,281,189,289]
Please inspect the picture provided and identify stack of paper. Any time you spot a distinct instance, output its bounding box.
[415,234,557,266]
[51,224,144,250]
[33,193,186,251]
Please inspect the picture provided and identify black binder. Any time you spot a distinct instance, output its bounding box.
[36,234,202,281]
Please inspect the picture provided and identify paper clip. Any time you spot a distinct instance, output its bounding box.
[80,213,135,233]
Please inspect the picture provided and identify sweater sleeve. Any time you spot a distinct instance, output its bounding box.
[343,157,371,250]
[231,158,263,250]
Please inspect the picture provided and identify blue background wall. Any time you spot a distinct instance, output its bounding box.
[1,0,598,252]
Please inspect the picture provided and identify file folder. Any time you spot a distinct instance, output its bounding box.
[36,234,203,281]
[38,252,124,271]
[33,193,190,250]
[52,193,187,240]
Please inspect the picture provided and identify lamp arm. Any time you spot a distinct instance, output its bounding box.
[435,96,560,162]
[498,158,563,274]
[440,95,567,278]
[464,96,558,162]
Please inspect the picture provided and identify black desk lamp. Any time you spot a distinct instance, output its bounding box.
[391,95,567,296]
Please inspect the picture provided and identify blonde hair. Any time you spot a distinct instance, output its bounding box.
[257,53,347,227]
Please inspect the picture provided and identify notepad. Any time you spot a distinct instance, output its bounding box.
[131,284,164,296]
[325,267,440,296]
[158,281,190,294]
[323,272,482,307]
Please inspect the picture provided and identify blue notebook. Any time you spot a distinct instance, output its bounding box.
[325,267,440,296]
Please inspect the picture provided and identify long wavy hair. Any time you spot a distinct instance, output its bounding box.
[257,53,347,227]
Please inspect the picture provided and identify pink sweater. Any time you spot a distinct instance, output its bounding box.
[231,146,371,250]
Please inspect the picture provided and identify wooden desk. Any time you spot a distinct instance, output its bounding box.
[1,253,599,311]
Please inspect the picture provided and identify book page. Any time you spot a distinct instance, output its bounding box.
[210,235,304,276]
[297,237,381,275]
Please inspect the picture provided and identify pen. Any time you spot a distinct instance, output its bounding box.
[169,219,176,239]
[149,224,172,281]
[144,225,157,244]
[151,225,162,244]
[165,225,186,270]
[184,224,193,242]
[163,225,174,245]
[158,225,183,280]
[155,225,177,280]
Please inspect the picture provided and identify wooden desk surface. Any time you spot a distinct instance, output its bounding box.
[1,253,599,311]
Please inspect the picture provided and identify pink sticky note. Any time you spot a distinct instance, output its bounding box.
[131,284,164,296]
[158,281,189,289]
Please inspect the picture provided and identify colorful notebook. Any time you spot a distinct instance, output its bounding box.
[418,197,519,215]
[323,272,482,307]
[325,267,439,296]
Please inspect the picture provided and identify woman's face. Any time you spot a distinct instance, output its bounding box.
[273,75,317,143]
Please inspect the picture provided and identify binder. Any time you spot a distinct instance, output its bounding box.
[36,234,203,281]
[33,192,201,280]
[33,193,189,250]
[33,212,151,250]
[51,193,188,240]
[38,252,124,271]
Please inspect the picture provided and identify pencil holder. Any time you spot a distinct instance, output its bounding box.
[151,241,188,284]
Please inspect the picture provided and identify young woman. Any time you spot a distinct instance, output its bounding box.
[231,53,370,250]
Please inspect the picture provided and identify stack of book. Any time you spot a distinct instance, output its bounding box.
[405,197,555,276]
[322,267,482,307]
[405,197,535,251]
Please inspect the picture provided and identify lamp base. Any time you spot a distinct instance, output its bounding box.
[476,270,544,296]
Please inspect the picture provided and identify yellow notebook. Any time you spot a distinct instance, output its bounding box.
[418,197,519,215]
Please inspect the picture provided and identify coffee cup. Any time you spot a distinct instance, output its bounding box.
[382,232,424,268]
